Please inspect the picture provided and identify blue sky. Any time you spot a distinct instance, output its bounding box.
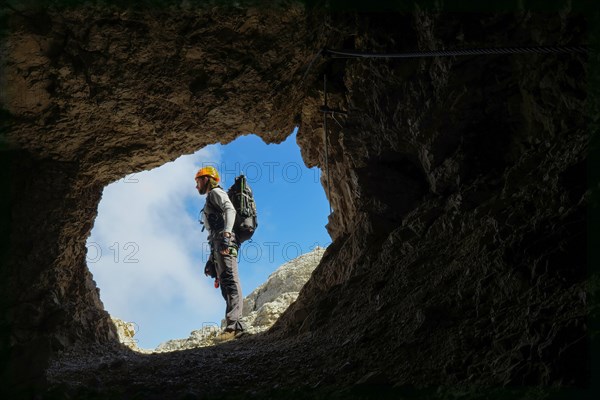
[87,128,331,349]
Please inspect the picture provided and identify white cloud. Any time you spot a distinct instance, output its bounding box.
[87,145,225,349]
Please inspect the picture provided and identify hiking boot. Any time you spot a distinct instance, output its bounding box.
[234,330,248,339]
[214,330,236,343]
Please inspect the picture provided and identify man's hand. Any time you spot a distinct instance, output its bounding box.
[204,258,216,278]
[219,232,231,255]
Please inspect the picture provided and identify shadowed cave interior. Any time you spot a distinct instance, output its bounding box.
[0,1,597,399]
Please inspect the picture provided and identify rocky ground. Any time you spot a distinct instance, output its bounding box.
[45,332,347,400]
[45,248,342,399]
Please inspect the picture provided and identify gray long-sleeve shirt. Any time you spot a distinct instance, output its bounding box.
[202,187,236,239]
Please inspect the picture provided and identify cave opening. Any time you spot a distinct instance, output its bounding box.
[2,2,594,397]
[85,128,331,351]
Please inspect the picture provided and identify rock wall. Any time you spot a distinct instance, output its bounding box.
[242,246,326,330]
[0,0,596,396]
[275,6,592,388]
[1,1,311,392]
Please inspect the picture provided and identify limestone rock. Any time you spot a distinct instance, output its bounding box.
[154,325,220,353]
[243,247,326,316]
[110,317,142,352]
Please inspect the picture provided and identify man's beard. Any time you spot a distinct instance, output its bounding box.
[198,185,208,195]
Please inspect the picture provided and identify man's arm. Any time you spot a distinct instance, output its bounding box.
[212,188,236,234]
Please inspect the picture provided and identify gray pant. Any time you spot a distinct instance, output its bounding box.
[211,241,245,332]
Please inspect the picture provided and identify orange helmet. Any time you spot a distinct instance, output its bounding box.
[195,166,220,182]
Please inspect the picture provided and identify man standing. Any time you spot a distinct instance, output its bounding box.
[195,165,245,342]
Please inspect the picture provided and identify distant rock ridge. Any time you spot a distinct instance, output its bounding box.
[110,317,146,353]
[240,246,326,334]
[112,246,326,353]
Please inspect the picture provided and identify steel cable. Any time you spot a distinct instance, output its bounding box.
[323,45,588,59]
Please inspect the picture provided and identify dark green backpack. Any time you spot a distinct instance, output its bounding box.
[227,174,258,243]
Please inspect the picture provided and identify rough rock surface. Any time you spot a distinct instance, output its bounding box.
[241,246,326,333]
[1,1,597,399]
[154,246,325,352]
[110,317,144,353]
[1,1,311,393]
[154,325,221,353]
